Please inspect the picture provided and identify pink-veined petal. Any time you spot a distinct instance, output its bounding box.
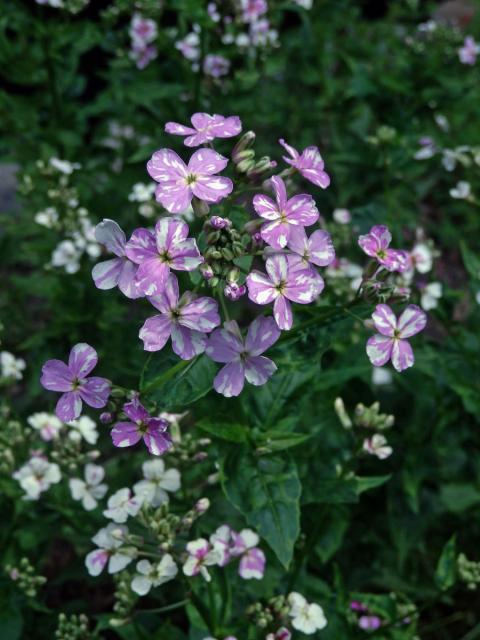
[260,220,290,249]
[147,274,179,313]
[238,548,266,580]
[164,121,197,136]
[56,391,82,422]
[371,304,397,336]
[69,343,98,378]
[244,356,277,386]
[135,259,170,296]
[253,193,280,221]
[117,260,143,299]
[271,175,288,211]
[213,362,245,397]
[188,148,229,175]
[155,217,189,251]
[139,315,173,352]
[265,254,288,285]
[278,138,299,163]
[246,270,278,305]
[143,425,172,456]
[147,149,188,182]
[391,339,415,372]
[366,334,393,367]
[79,377,110,409]
[191,175,233,203]
[284,269,319,303]
[171,325,207,360]
[155,182,192,214]
[125,228,157,264]
[397,304,427,338]
[41,359,73,392]
[287,226,309,256]
[123,398,150,422]
[206,324,243,363]
[85,549,109,576]
[273,296,293,330]
[213,115,242,138]
[170,239,203,271]
[284,194,319,226]
[245,316,281,356]
[180,296,220,332]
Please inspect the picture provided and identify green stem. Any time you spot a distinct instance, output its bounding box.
[207,578,218,634]
[135,598,190,616]
[218,286,231,322]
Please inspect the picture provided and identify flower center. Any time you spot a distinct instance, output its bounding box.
[393,329,401,339]
[275,280,286,294]
[186,173,197,185]
[136,419,148,434]
[377,249,386,259]
[159,250,172,264]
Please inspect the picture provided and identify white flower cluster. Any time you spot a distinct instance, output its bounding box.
[0,351,26,382]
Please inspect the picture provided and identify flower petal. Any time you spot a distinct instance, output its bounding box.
[260,220,290,249]
[206,324,243,362]
[125,228,157,264]
[397,304,427,338]
[171,326,207,360]
[135,259,170,296]
[253,193,279,221]
[244,356,277,386]
[284,194,319,226]
[366,334,393,367]
[56,391,82,422]
[284,269,319,303]
[213,362,245,397]
[246,270,278,305]
[371,304,397,336]
[147,149,188,182]
[143,422,172,456]
[111,421,142,448]
[94,219,126,257]
[155,181,192,214]
[308,230,336,266]
[79,377,110,409]
[139,314,173,352]
[273,296,293,330]
[188,148,229,175]
[238,548,266,580]
[191,175,233,203]
[164,121,196,136]
[117,260,143,299]
[391,339,415,372]
[271,175,288,210]
[169,239,203,271]
[69,343,98,378]
[92,258,123,291]
[180,297,220,332]
[41,359,73,392]
[245,316,281,356]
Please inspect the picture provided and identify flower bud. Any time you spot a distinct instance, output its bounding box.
[100,412,113,424]
[200,264,214,280]
[247,156,277,179]
[195,497,210,514]
[232,130,256,162]
[192,196,210,217]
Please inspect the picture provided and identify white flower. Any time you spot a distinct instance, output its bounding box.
[128,182,156,203]
[85,523,132,576]
[49,157,81,174]
[449,181,471,200]
[35,207,58,228]
[411,243,433,274]
[363,434,393,460]
[69,464,108,511]
[133,459,181,507]
[103,488,143,523]
[51,240,81,273]
[13,456,61,500]
[288,592,327,634]
[434,113,449,133]
[294,0,313,7]
[332,208,351,224]
[372,367,393,386]
[131,554,178,596]
[1,352,26,381]
[27,412,63,441]
[182,538,222,582]
[67,416,98,444]
[421,282,442,311]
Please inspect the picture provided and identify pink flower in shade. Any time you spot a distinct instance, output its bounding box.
[458,36,478,65]
[246,254,320,330]
[266,628,292,640]
[40,344,111,423]
[209,525,233,566]
[358,615,382,630]
[129,14,157,46]
[85,524,131,577]
[241,0,268,22]
[125,218,203,296]
[278,139,330,188]
[111,398,172,456]
[287,225,336,270]
[182,538,222,582]
[206,316,280,397]
[253,176,319,249]
[224,282,246,301]
[165,113,242,148]
[131,44,158,70]
[203,54,230,77]
[139,274,220,359]
[366,304,427,372]
[147,148,233,214]
[92,219,143,299]
[358,225,408,273]
[230,529,266,580]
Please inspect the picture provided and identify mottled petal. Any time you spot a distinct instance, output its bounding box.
[171,326,207,360]
[245,316,281,356]
[273,296,293,330]
[238,548,266,580]
[287,226,309,256]
[56,391,82,422]
[265,254,288,285]
[111,421,142,448]
[41,359,73,392]
[206,325,243,362]
[397,304,427,338]
[284,194,319,226]
[211,114,242,138]
[135,259,170,296]
[271,175,288,210]
[85,549,108,576]
[139,315,173,352]
[69,343,98,378]
[155,181,192,214]
[213,362,245,397]
[125,228,157,264]
[188,148,228,175]
[284,269,319,303]
[92,258,123,291]
[260,220,290,249]
[165,121,196,136]
[308,230,336,266]
[253,193,280,221]
[244,356,277,386]
[278,138,299,163]
[123,398,150,422]
[79,377,111,409]
[246,270,278,305]
[147,273,179,313]
[169,239,203,271]
[366,334,393,367]
[183,132,210,147]
[371,304,397,336]
[147,149,188,182]
[143,421,172,456]
[391,339,415,372]
[94,219,126,257]
[180,297,220,332]
[155,217,188,251]
[117,260,143,299]
[191,175,233,203]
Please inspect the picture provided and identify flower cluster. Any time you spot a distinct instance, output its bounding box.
[129,14,158,69]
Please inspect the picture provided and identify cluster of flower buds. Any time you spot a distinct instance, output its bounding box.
[7,558,47,598]
[247,594,290,629]
[231,130,277,179]
[247,592,327,635]
[54,613,94,640]
[458,553,480,590]
[111,571,137,624]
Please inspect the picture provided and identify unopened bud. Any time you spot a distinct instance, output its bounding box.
[247,156,277,179]
[192,196,210,217]
[195,497,210,514]
[100,412,113,424]
[232,130,256,162]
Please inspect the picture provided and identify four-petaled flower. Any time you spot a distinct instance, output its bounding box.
[358,225,407,273]
[247,254,320,330]
[362,434,393,460]
[206,317,280,397]
[103,487,143,523]
[287,592,328,635]
[147,148,233,214]
[182,538,222,582]
[279,139,330,188]
[92,219,142,299]
[125,218,203,296]
[111,398,172,456]
[133,459,181,507]
[366,304,427,372]
[253,175,319,249]
[230,529,266,580]
[287,226,335,269]
[131,555,178,596]
[69,463,108,511]
[139,274,220,359]
[165,113,242,147]
[85,524,132,576]
[40,344,111,422]
[13,455,61,501]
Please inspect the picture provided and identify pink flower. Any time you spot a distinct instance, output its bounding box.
[139,274,220,359]
[366,304,427,372]
[130,44,158,70]
[85,524,131,577]
[230,529,266,580]
[362,434,393,460]
[241,0,268,22]
[165,113,242,147]
[147,148,233,214]
[203,54,230,77]
[40,344,110,422]
[278,139,330,188]
[247,254,320,330]
[459,36,478,65]
[182,538,222,582]
[111,398,172,456]
[129,14,157,45]
[125,218,203,296]
[287,226,336,269]
[224,282,246,301]
[206,317,280,397]
[359,615,382,630]
[92,219,142,299]
[253,176,319,249]
[358,225,408,272]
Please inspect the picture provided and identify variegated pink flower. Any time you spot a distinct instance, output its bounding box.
[206,317,280,397]
[111,398,172,456]
[165,113,242,147]
[40,344,110,422]
[139,274,220,359]
[246,254,320,330]
[279,139,330,188]
[92,219,142,299]
[253,176,319,249]
[287,226,335,269]
[147,148,233,214]
[366,304,427,372]
[358,225,408,272]
[230,529,266,580]
[125,218,203,296]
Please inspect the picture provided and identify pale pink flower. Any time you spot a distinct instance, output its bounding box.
[278,139,330,188]
[165,113,242,147]
[358,225,408,272]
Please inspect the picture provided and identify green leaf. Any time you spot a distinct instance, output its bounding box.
[141,354,215,409]
[435,535,457,591]
[221,447,301,568]
[440,484,480,513]
[460,241,480,280]
[303,474,390,504]
[255,430,311,453]
[196,420,247,443]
